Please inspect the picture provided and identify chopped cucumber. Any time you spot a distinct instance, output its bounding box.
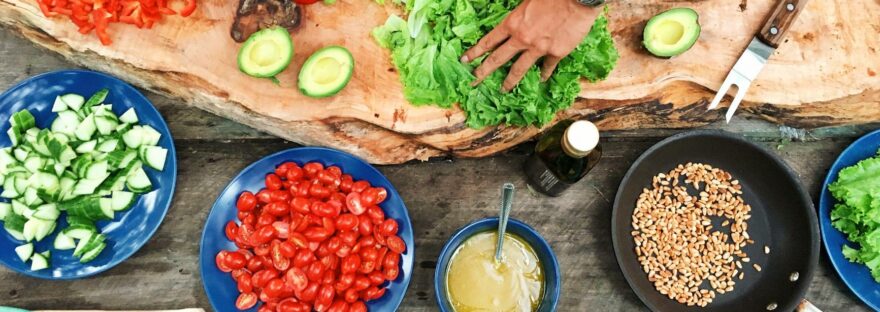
[95,116,119,136]
[30,253,49,270]
[52,96,69,112]
[75,140,97,153]
[119,108,138,124]
[11,110,36,131]
[61,94,85,111]
[111,191,135,211]
[33,203,59,221]
[15,243,33,262]
[122,126,143,148]
[126,167,152,193]
[78,240,105,263]
[0,202,10,221]
[51,111,81,137]
[98,197,115,219]
[74,114,97,141]
[64,226,96,240]
[53,232,76,250]
[142,146,168,171]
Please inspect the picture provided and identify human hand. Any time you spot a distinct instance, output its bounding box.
[461,0,600,92]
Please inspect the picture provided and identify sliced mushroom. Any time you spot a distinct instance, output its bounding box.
[231,0,304,43]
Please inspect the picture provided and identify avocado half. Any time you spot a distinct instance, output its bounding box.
[238,26,294,78]
[298,46,355,98]
[642,8,701,58]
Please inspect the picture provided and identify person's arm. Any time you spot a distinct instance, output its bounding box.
[461,0,604,92]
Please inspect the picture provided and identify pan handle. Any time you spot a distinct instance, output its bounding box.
[796,299,822,312]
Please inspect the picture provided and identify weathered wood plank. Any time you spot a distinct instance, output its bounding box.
[0,139,870,311]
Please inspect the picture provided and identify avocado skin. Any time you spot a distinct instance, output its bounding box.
[298,46,355,98]
[642,8,701,58]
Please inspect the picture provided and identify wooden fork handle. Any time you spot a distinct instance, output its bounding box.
[757,0,810,48]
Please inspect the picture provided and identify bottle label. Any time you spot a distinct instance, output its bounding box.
[523,154,573,197]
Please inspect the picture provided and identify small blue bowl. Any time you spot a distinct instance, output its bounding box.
[434,217,561,312]
[200,147,414,312]
[820,129,880,310]
[0,70,177,279]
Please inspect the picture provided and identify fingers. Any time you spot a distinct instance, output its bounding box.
[471,41,525,86]
[541,56,562,81]
[502,50,542,92]
[461,26,509,63]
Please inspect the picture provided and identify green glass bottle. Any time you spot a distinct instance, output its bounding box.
[523,120,602,196]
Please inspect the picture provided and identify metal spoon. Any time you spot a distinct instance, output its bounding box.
[495,183,515,262]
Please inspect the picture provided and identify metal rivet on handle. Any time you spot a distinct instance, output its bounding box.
[767,302,778,311]
[790,272,800,282]
[786,3,795,11]
[770,27,779,35]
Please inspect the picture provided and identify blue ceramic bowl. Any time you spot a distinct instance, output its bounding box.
[200,147,414,312]
[434,217,561,312]
[820,129,880,310]
[0,70,177,279]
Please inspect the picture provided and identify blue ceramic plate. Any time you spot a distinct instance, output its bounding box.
[820,129,880,310]
[0,70,177,279]
[200,147,414,312]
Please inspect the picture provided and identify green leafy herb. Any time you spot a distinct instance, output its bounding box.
[373,0,618,128]
[830,149,880,281]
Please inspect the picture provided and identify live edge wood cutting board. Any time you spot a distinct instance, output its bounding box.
[1,0,879,164]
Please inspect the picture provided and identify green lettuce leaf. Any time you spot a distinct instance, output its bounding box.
[373,0,618,128]
[830,149,880,282]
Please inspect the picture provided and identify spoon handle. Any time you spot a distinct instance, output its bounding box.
[495,183,516,261]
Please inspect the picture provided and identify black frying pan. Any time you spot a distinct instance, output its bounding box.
[611,130,820,312]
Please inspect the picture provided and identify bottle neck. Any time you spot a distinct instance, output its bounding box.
[561,127,593,158]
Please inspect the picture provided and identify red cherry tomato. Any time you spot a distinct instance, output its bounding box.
[270,189,292,203]
[237,191,257,211]
[304,227,332,242]
[306,261,325,282]
[256,213,275,228]
[350,301,367,312]
[377,219,398,237]
[384,266,399,281]
[252,269,277,288]
[387,235,406,254]
[357,216,373,237]
[293,250,316,268]
[253,226,276,245]
[225,251,247,270]
[303,162,324,179]
[273,221,290,239]
[225,221,239,241]
[276,298,299,312]
[286,165,304,181]
[344,288,358,303]
[265,201,290,216]
[266,174,283,190]
[264,278,287,298]
[297,282,319,303]
[361,188,379,207]
[383,252,400,269]
[368,271,385,285]
[334,214,358,231]
[286,267,309,291]
[215,251,233,272]
[256,189,273,204]
[247,256,264,272]
[272,243,291,271]
[237,273,254,293]
[341,254,361,274]
[351,181,370,193]
[314,284,335,311]
[236,292,258,310]
[352,275,370,291]
[345,192,366,215]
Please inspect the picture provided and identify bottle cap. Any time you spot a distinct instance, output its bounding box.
[563,120,600,157]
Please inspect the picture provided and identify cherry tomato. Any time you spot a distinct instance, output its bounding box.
[362,286,380,300]
[361,188,379,207]
[237,191,257,211]
[321,269,336,285]
[270,189,292,203]
[235,292,258,310]
[335,272,355,292]
[286,164,304,180]
[257,304,273,312]
[368,271,385,285]
[256,189,273,204]
[384,266,400,281]
[310,184,330,199]
[252,269,277,288]
[338,231,359,246]
[289,232,309,249]
[291,197,310,214]
[334,214,358,231]
[304,227,332,242]
[266,174,283,190]
[293,250,316,268]
[225,221,239,241]
[216,251,232,272]
[253,226,276,245]
[326,166,342,178]
[373,187,387,204]
[339,177,353,193]
[383,252,400,269]
[286,266,309,291]
[328,300,348,312]
[352,275,370,291]
[264,278,287,298]
[340,254,361,274]
[226,250,247,270]
[356,216,373,237]
[273,221,290,239]
[303,162,324,179]
[277,298,300,312]
[296,282,319,303]
[387,235,406,254]
[373,229,387,246]
[254,244,271,256]
[272,243,291,271]
[345,192,366,215]
[344,288,359,303]
[307,261,325,282]
[350,301,367,312]
[335,244,352,258]
[256,213,275,228]
[375,219,397,237]
[358,237,376,251]
[325,237,343,254]
[278,241,297,258]
[264,201,289,217]
[237,273,254,293]
[237,211,252,223]
[351,181,370,193]
[371,287,386,300]
[247,256,264,272]
[315,284,335,311]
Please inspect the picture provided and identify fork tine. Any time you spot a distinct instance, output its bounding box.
[725,84,749,123]
[707,79,733,110]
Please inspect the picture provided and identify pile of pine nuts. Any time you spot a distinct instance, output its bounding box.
[632,163,755,307]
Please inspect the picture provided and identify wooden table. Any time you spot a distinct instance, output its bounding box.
[0,30,877,311]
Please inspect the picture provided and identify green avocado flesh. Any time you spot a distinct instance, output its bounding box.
[238,27,294,78]
[643,8,701,58]
[298,46,354,98]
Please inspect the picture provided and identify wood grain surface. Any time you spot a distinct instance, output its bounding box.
[0,0,878,164]
[0,17,877,312]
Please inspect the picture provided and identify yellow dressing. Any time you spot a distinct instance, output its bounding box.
[446,232,543,312]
